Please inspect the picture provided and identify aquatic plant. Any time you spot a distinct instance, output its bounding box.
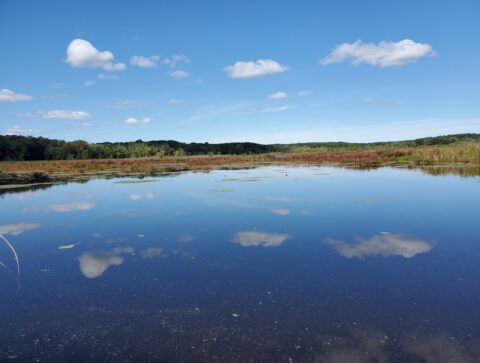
[0,233,20,291]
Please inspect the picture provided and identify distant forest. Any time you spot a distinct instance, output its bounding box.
[1,133,480,161]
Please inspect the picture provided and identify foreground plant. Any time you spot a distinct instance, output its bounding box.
[0,234,20,291]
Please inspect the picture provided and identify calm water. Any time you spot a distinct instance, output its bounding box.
[1,166,479,362]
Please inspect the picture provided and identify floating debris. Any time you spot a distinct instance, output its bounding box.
[58,243,77,250]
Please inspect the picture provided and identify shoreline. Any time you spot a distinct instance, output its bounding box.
[1,151,479,193]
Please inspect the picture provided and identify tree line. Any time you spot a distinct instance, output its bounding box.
[1,133,479,161]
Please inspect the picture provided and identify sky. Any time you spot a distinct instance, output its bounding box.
[1,0,479,144]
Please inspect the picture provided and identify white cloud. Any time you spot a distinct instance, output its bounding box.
[39,110,92,120]
[169,70,189,80]
[268,92,288,100]
[162,54,190,68]
[47,201,95,212]
[68,122,92,129]
[320,39,435,67]
[84,80,95,87]
[124,117,151,125]
[364,96,379,104]
[260,105,293,113]
[130,55,160,68]
[78,246,133,279]
[169,98,181,104]
[326,233,433,258]
[0,223,40,236]
[298,90,312,97]
[98,73,119,80]
[0,89,33,102]
[4,125,42,136]
[232,230,291,247]
[224,59,289,79]
[66,38,126,71]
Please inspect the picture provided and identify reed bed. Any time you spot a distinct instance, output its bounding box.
[1,143,479,182]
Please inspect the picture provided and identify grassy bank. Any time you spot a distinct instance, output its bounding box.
[1,143,480,186]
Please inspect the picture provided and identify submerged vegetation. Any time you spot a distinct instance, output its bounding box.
[1,134,480,185]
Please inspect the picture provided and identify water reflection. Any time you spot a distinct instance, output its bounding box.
[139,247,164,259]
[78,246,133,278]
[272,208,290,215]
[128,192,155,201]
[326,232,432,258]
[0,222,40,235]
[47,201,94,212]
[0,166,479,361]
[232,230,291,247]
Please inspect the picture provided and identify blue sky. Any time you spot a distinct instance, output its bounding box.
[1,0,479,143]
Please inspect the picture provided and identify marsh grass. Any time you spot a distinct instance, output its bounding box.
[0,234,20,291]
[1,143,479,182]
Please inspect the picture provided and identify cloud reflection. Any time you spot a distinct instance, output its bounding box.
[139,247,164,259]
[272,208,290,215]
[326,233,432,259]
[0,222,41,235]
[129,192,155,201]
[78,246,133,279]
[232,230,291,247]
[47,201,94,212]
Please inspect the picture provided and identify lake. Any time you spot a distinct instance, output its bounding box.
[1,166,479,362]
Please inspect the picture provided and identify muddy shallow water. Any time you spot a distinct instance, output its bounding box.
[1,166,479,362]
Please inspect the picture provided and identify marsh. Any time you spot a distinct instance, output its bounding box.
[1,166,479,362]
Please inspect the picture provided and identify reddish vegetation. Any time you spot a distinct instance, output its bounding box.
[1,144,479,183]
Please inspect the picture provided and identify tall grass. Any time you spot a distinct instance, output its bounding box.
[0,234,20,291]
[1,143,479,180]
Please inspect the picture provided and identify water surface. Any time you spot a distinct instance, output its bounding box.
[1,166,479,362]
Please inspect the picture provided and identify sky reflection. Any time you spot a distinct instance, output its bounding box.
[326,233,433,258]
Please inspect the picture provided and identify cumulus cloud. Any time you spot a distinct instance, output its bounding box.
[169,70,189,80]
[224,59,289,79]
[162,54,190,68]
[66,38,126,71]
[4,126,41,136]
[298,90,312,97]
[130,55,160,68]
[78,246,133,278]
[232,230,291,247]
[98,73,119,80]
[326,233,433,258]
[47,201,95,213]
[124,117,151,125]
[320,39,435,67]
[0,223,41,236]
[84,80,95,87]
[0,89,33,102]
[268,92,288,100]
[39,110,92,120]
